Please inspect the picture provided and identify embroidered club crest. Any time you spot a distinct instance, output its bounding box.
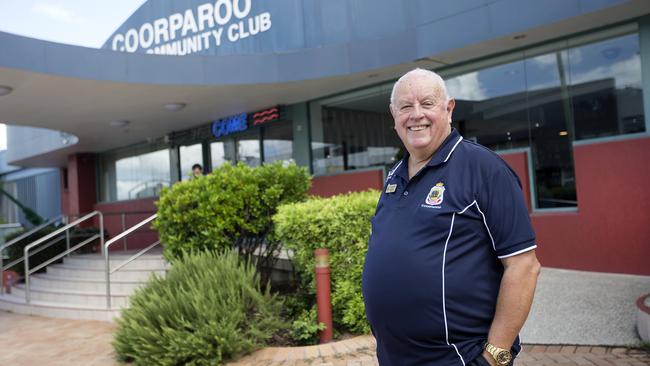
[425,182,445,206]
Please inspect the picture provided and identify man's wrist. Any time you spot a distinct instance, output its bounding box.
[483,341,513,366]
[481,350,498,366]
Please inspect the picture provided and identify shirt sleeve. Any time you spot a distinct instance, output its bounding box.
[476,160,537,258]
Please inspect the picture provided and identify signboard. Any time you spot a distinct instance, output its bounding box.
[250,106,280,126]
[110,0,272,56]
[211,113,247,138]
[210,106,282,138]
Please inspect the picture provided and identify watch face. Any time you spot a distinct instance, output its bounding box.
[496,350,512,365]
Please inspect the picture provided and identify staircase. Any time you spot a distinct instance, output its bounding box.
[0,250,168,321]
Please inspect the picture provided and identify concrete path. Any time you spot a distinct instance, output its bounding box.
[228,337,650,366]
[522,267,650,345]
[1,267,649,365]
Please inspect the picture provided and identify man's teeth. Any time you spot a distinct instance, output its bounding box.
[408,125,429,131]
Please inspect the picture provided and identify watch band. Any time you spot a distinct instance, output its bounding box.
[484,342,513,365]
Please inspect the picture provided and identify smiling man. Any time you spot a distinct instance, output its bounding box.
[362,69,541,366]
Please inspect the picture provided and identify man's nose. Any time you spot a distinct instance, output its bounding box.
[411,104,424,119]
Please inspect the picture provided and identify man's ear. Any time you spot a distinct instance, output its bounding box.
[389,103,397,120]
[446,98,456,123]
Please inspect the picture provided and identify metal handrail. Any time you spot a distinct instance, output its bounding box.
[104,213,158,309]
[23,211,104,304]
[0,217,64,294]
[3,236,66,272]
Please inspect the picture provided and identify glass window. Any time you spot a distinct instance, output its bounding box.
[210,141,227,169]
[447,59,530,151]
[567,33,644,139]
[113,149,170,201]
[524,50,577,208]
[236,129,261,167]
[311,89,402,175]
[179,143,203,180]
[263,121,293,164]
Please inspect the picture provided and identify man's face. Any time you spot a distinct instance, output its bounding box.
[390,75,455,157]
[192,167,203,177]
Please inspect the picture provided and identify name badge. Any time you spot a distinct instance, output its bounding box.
[386,184,397,193]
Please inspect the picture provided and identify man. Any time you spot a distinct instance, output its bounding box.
[362,68,540,366]
[192,163,204,177]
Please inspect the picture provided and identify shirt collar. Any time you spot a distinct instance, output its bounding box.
[393,128,463,180]
[426,128,463,167]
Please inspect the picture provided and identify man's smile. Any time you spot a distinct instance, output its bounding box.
[407,124,430,132]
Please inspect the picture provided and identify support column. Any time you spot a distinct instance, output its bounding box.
[62,153,97,217]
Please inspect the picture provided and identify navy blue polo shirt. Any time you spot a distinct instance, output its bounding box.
[362,129,536,366]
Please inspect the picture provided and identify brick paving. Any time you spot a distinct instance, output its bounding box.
[227,337,650,366]
[1,311,649,365]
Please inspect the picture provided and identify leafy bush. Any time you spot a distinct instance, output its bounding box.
[154,162,310,271]
[3,225,104,276]
[272,190,380,335]
[113,250,284,366]
[290,307,326,345]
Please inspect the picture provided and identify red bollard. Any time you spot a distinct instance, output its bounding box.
[315,248,333,343]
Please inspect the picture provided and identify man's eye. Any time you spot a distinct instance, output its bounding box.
[401,105,412,111]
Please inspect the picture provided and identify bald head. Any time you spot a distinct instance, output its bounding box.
[390,68,449,106]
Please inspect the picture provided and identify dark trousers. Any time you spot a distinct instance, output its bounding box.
[467,355,515,366]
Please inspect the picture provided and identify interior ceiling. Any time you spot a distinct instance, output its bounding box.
[0,0,647,167]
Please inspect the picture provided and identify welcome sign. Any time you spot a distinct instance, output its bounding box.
[110,0,272,56]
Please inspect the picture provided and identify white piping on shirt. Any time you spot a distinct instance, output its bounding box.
[444,136,464,163]
[442,213,467,366]
[474,201,497,251]
[385,160,403,183]
[497,245,537,259]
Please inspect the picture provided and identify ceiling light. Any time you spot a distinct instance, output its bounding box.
[164,102,186,111]
[0,86,13,96]
[110,120,130,128]
[559,131,568,136]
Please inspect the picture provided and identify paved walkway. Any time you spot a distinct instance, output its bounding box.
[522,268,650,345]
[1,267,649,365]
[1,311,649,366]
[226,336,650,365]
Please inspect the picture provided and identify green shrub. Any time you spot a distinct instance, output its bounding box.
[272,190,380,334]
[113,250,284,366]
[154,162,310,265]
[290,307,325,345]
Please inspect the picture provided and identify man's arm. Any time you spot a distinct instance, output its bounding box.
[482,249,541,365]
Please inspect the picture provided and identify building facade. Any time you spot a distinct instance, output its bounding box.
[0,0,649,274]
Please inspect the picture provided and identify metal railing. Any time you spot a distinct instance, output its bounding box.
[0,217,65,294]
[68,211,156,252]
[23,211,104,304]
[104,213,159,309]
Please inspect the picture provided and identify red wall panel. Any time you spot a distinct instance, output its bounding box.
[532,137,650,275]
[94,198,158,251]
[501,138,650,275]
[310,169,384,197]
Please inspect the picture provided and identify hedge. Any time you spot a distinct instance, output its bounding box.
[153,162,310,265]
[272,190,380,334]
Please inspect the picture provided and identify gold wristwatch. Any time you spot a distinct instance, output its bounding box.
[484,342,512,365]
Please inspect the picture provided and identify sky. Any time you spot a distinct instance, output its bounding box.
[0,0,147,150]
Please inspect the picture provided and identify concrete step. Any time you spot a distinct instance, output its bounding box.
[10,284,130,308]
[30,274,147,293]
[0,293,121,321]
[63,254,168,271]
[45,264,166,281]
